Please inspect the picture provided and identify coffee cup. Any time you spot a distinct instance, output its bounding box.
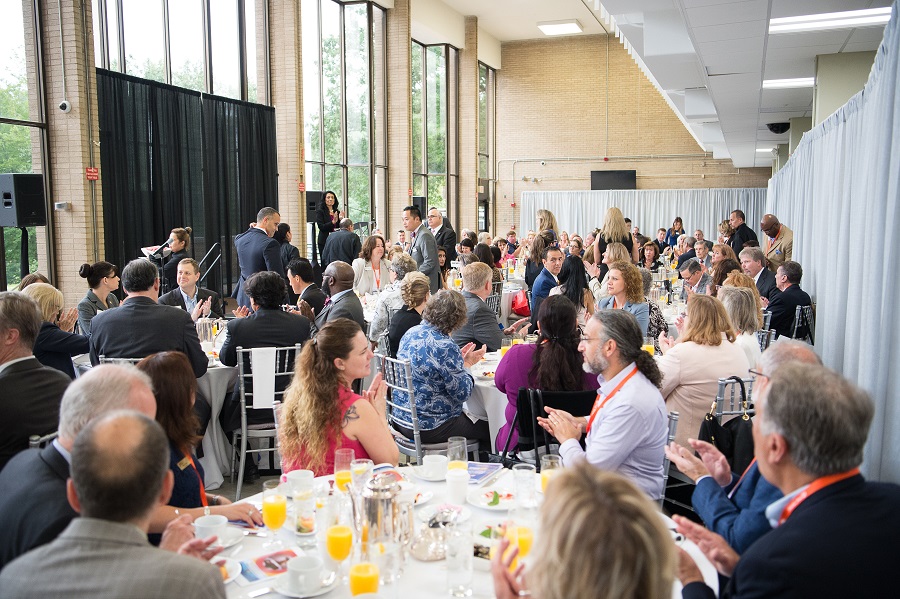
[446,469,470,505]
[286,555,324,594]
[194,514,227,543]
[287,469,314,496]
[422,454,448,479]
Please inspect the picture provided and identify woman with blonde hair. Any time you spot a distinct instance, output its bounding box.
[595,261,649,334]
[492,463,675,599]
[387,271,431,357]
[280,318,398,476]
[657,294,749,446]
[717,219,734,245]
[717,285,763,367]
[593,207,633,279]
[587,242,632,302]
[723,271,764,326]
[22,283,88,379]
[536,209,558,235]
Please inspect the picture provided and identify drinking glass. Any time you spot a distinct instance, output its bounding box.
[262,480,287,547]
[326,523,354,582]
[348,560,380,596]
[334,448,355,493]
[512,463,537,509]
[642,336,656,356]
[447,437,468,471]
[499,337,512,358]
[350,459,374,495]
[540,455,562,493]
[445,521,473,597]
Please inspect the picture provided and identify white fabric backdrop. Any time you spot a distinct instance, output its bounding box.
[767,1,900,482]
[518,189,766,241]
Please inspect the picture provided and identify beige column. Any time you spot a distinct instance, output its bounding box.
[457,16,479,232]
[813,51,876,125]
[34,0,102,302]
[385,0,412,236]
[267,0,304,247]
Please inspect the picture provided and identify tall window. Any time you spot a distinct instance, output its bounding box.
[412,41,458,215]
[303,0,386,227]
[1,0,47,288]
[92,0,265,102]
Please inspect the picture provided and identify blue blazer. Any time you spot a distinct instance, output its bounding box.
[596,296,649,335]
[692,462,782,553]
[233,228,282,309]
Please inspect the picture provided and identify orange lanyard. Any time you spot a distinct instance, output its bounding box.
[727,458,757,499]
[778,468,859,525]
[373,265,381,288]
[186,453,208,507]
[586,366,638,434]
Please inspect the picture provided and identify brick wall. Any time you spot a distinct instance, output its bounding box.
[456,16,478,232]
[492,34,771,235]
[385,0,412,237]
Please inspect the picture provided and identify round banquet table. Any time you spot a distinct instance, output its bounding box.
[224,469,719,598]
[464,352,509,453]
[196,362,239,490]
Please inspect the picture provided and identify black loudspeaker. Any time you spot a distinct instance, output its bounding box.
[410,195,427,218]
[0,174,46,227]
[306,191,323,222]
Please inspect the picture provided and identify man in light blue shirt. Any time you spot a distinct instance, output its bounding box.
[538,309,668,500]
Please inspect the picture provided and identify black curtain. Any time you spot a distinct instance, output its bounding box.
[96,69,277,298]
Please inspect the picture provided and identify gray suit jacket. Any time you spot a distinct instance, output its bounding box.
[409,223,440,293]
[451,291,503,352]
[0,518,225,598]
[158,287,224,319]
[314,290,367,334]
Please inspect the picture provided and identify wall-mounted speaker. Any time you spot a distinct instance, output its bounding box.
[0,174,46,227]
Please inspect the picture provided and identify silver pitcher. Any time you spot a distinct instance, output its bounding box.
[195,317,215,344]
[359,473,401,545]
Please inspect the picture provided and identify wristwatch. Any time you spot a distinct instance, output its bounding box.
[204,506,211,516]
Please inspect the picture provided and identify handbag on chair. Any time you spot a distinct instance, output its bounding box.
[511,289,530,317]
[697,376,755,474]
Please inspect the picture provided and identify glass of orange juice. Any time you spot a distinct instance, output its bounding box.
[326,524,353,581]
[447,437,467,471]
[262,480,287,547]
[348,561,380,596]
[334,448,354,492]
[642,336,656,356]
[499,338,512,358]
[540,455,562,493]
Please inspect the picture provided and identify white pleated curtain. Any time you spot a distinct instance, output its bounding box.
[768,1,900,482]
[518,189,766,241]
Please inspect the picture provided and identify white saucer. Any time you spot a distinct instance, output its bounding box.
[218,527,244,548]
[272,575,338,598]
[210,557,241,584]
[409,466,446,482]
[417,504,472,523]
[413,490,434,506]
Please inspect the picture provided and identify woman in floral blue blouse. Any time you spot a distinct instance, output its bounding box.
[394,289,491,449]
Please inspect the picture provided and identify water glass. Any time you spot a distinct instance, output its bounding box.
[512,463,537,509]
[445,521,473,597]
[540,455,562,494]
[350,459,374,495]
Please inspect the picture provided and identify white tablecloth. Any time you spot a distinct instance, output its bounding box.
[465,353,510,454]
[224,470,719,598]
[197,364,239,490]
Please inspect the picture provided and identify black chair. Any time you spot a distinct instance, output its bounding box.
[791,305,815,344]
[501,388,596,471]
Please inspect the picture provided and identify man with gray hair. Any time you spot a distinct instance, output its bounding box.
[538,309,668,500]
[451,262,529,351]
[0,411,225,598]
[321,217,361,268]
[0,292,71,471]
[676,235,698,271]
[368,252,418,342]
[677,362,900,598]
[739,246,778,300]
[679,258,710,299]
[665,340,820,553]
[89,259,208,378]
[0,365,156,568]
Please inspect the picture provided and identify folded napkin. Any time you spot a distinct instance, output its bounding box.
[250,347,277,409]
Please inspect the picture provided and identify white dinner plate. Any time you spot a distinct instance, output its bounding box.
[413,490,434,506]
[210,557,241,584]
[408,466,446,482]
[416,504,472,523]
[272,575,338,598]
[467,488,515,511]
[218,528,244,548]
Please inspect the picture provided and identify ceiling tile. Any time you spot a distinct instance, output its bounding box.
[766,30,853,49]
[770,0,891,20]
[684,0,767,27]
[692,20,767,43]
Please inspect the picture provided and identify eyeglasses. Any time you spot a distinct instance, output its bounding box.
[748,368,768,379]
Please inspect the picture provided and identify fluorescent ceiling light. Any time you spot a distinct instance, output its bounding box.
[763,77,815,89]
[769,8,890,34]
[756,148,775,153]
[538,19,583,36]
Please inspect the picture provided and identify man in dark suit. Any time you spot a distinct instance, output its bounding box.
[157,258,223,320]
[233,207,282,310]
[287,258,327,317]
[727,209,758,254]
[321,218,362,268]
[0,292,71,471]
[89,259,208,378]
[427,207,457,262]
[678,363,900,598]
[0,364,156,569]
[451,263,528,352]
[404,205,440,293]
[219,272,311,451]
[313,261,366,333]
[740,246,779,301]
[765,260,811,339]
[530,246,565,328]
[676,235,697,271]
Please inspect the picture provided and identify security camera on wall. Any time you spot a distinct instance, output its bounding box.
[767,122,790,135]
[59,100,71,113]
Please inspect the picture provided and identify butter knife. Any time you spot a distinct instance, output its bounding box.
[247,587,272,598]
[478,468,506,488]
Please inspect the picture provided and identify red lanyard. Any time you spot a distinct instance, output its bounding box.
[727,458,757,499]
[373,265,381,288]
[186,453,208,507]
[778,468,859,525]
[586,366,638,434]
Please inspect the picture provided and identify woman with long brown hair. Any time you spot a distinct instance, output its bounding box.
[138,352,262,533]
[352,234,390,294]
[595,261,649,334]
[280,318,398,476]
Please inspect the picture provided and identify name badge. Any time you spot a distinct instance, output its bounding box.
[177,456,192,471]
